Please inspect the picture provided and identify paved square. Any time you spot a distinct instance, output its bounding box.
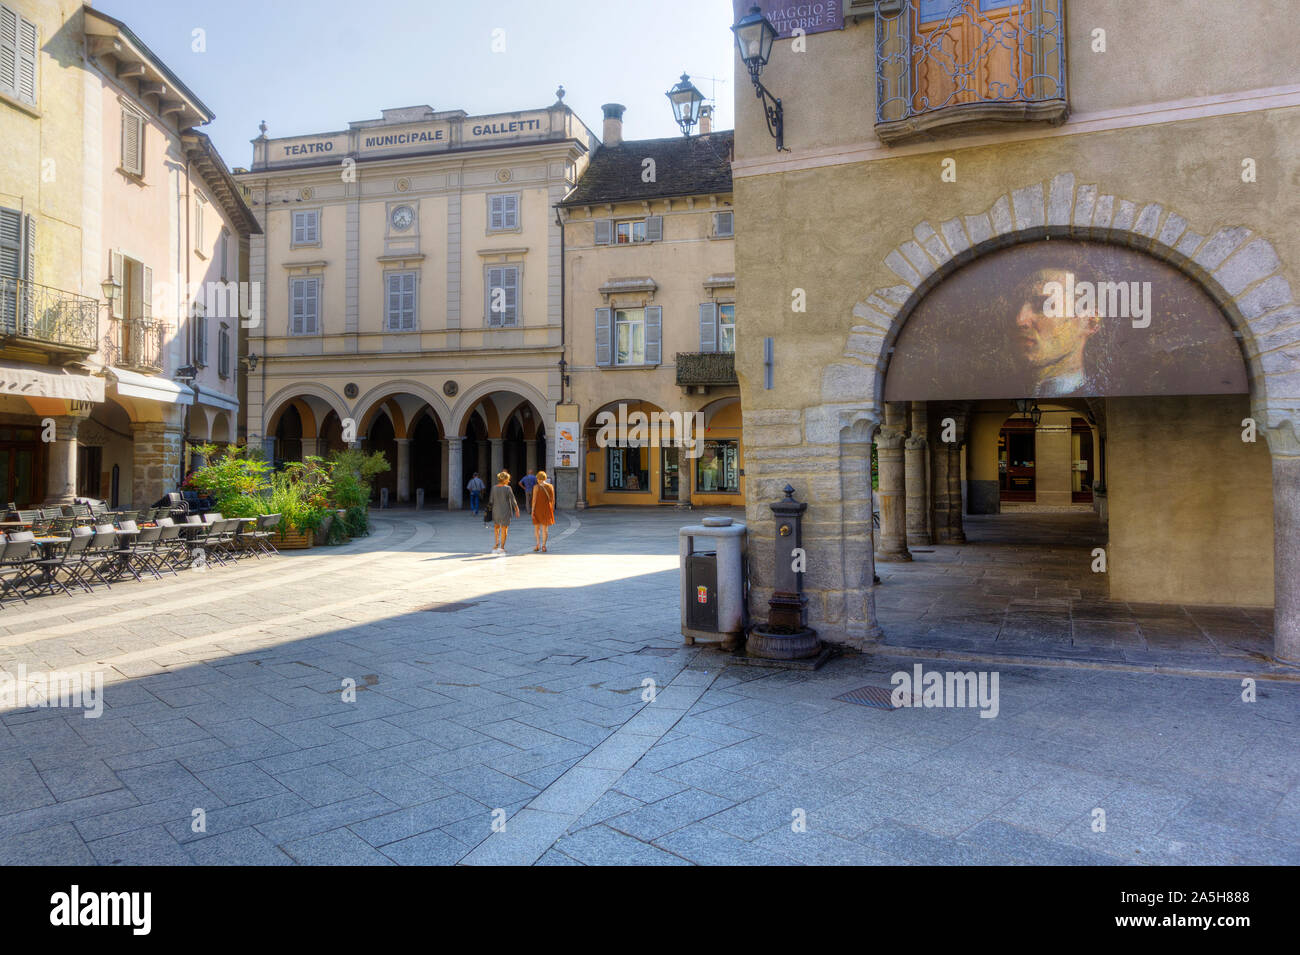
[1,509,1297,865]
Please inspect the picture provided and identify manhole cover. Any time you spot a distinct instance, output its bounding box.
[421,601,480,613]
[834,685,908,710]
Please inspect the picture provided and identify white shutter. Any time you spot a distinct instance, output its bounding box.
[644,306,662,365]
[0,6,16,99]
[109,249,123,319]
[121,108,143,176]
[699,302,717,352]
[15,12,35,106]
[141,265,152,320]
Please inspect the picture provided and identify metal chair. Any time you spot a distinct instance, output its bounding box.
[249,514,282,557]
[28,528,94,597]
[0,533,39,606]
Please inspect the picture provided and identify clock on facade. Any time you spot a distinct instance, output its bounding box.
[390,205,415,231]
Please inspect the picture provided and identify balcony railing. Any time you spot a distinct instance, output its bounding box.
[0,277,99,354]
[875,0,1067,144]
[110,317,166,373]
[676,351,737,388]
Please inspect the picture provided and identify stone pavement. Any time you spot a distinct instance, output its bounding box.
[878,512,1286,677]
[0,508,1296,865]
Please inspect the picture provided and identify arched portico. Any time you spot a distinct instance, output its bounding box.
[801,172,1300,662]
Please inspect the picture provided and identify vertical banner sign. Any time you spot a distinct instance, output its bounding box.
[732,1,844,38]
[555,404,579,469]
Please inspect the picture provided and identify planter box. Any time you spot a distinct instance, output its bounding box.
[276,528,314,550]
[313,513,334,547]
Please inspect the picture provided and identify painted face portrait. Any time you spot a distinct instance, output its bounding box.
[1011,267,1100,397]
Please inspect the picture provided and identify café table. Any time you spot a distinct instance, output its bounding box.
[28,536,71,595]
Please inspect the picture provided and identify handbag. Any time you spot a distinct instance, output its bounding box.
[483,497,493,522]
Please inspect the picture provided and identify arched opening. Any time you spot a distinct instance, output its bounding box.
[365,412,398,503]
[275,404,303,466]
[320,411,345,456]
[874,235,1268,657]
[410,411,442,504]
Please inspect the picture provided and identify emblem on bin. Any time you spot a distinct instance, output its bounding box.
[697,585,708,604]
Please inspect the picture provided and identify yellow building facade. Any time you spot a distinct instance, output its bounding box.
[237,95,596,509]
[558,106,741,510]
[1,2,255,510]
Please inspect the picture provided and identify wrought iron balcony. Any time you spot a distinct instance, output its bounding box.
[676,351,737,389]
[111,317,167,373]
[0,277,99,355]
[874,0,1067,145]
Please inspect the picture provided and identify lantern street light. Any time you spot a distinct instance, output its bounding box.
[732,4,785,151]
[1014,398,1043,427]
[666,73,705,136]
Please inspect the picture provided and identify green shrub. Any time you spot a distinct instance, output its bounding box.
[189,444,272,515]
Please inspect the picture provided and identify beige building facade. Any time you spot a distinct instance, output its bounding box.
[237,94,596,509]
[558,106,741,510]
[731,0,1300,661]
[1,2,256,511]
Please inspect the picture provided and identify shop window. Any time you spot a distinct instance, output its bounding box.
[607,446,648,491]
[696,440,740,493]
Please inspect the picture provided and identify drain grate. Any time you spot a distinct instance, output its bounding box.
[834,685,908,710]
[421,601,480,613]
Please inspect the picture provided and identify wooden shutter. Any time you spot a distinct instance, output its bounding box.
[14,11,35,106]
[593,218,611,246]
[644,215,662,242]
[0,6,16,98]
[0,208,18,332]
[699,302,717,353]
[644,306,662,365]
[489,195,504,230]
[141,265,152,320]
[109,250,123,319]
[595,307,612,366]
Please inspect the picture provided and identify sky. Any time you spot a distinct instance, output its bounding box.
[96,0,740,169]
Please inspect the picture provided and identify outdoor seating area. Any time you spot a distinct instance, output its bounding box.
[0,501,282,608]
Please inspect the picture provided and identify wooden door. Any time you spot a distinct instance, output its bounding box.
[912,0,1033,113]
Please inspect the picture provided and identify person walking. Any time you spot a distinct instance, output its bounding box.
[531,470,556,552]
[467,472,486,515]
[519,469,537,511]
[489,470,519,555]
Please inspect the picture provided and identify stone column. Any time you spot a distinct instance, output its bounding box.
[477,440,489,480]
[301,438,323,459]
[931,417,952,542]
[439,438,449,500]
[260,435,276,463]
[576,435,588,509]
[44,416,80,506]
[131,421,184,509]
[489,438,503,478]
[875,402,911,562]
[395,438,411,502]
[905,400,930,546]
[842,420,885,647]
[677,449,692,507]
[447,438,464,510]
[1271,454,1300,663]
[946,442,966,543]
[524,439,537,474]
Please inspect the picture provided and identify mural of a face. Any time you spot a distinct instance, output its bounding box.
[1014,267,1100,373]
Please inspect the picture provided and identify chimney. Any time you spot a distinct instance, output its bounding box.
[699,104,713,135]
[602,103,625,147]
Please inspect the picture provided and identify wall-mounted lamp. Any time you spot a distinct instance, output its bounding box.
[100,276,120,306]
[1014,398,1043,427]
[666,73,705,136]
[242,353,259,372]
[732,5,786,152]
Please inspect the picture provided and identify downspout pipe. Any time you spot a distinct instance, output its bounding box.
[554,203,565,405]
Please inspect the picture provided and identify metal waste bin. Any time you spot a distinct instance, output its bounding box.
[680,516,747,648]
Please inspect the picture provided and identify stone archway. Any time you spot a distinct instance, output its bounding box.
[818,172,1300,661]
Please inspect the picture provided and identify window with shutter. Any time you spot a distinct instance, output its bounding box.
[0,207,19,333]
[593,219,612,246]
[194,195,206,254]
[718,304,736,353]
[292,210,319,246]
[0,6,36,107]
[644,215,663,242]
[290,277,320,335]
[488,194,519,232]
[595,307,612,366]
[0,7,16,101]
[714,211,734,237]
[13,9,35,106]
[121,106,144,177]
[486,266,518,327]
[218,325,230,378]
[614,308,645,366]
[386,271,417,330]
[220,229,229,280]
[140,265,152,321]
[194,307,207,367]
[699,302,718,353]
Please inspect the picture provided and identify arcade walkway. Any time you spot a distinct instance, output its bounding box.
[876,512,1282,674]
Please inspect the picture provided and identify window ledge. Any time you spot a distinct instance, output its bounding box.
[282,260,328,271]
[875,99,1069,146]
[116,167,146,184]
[0,90,40,117]
[378,253,425,265]
[599,277,657,299]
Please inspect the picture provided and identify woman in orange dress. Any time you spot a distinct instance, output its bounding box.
[531,470,556,552]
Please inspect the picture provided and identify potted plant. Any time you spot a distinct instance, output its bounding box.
[268,459,330,549]
[325,449,389,543]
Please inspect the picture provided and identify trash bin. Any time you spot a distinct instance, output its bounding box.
[680,516,747,649]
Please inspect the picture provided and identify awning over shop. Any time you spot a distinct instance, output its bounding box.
[106,367,194,405]
[192,383,239,414]
[0,361,105,402]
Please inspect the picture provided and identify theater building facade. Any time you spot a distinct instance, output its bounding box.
[731,0,1300,661]
[236,95,595,508]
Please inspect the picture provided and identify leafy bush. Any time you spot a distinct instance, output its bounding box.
[188,444,272,515]
[326,449,389,539]
[268,459,331,536]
